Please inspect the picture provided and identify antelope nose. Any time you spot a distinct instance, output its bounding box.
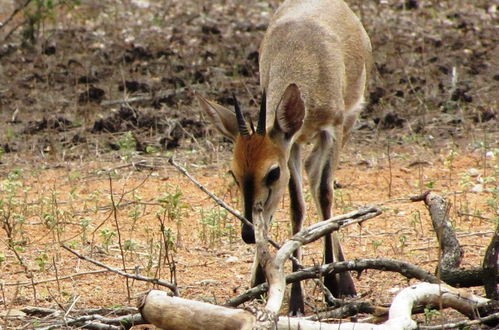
[241,223,255,244]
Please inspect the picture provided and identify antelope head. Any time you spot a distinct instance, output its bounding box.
[197,84,305,243]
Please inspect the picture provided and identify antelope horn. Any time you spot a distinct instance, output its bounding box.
[233,94,249,137]
[256,91,266,135]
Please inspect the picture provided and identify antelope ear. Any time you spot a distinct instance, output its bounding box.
[196,92,238,142]
[274,84,305,140]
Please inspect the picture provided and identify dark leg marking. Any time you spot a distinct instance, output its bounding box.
[288,173,305,315]
[319,160,357,298]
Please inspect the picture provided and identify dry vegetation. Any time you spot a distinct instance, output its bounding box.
[0,0,497,329]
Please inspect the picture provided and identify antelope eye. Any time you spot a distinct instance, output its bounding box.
[265,166,280,186]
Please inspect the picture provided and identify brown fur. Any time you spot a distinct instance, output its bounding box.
[197,0,372,314]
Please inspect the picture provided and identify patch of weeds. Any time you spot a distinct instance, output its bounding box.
[199,209,234,246]
[444,149,459,185]
[157,185,188,247]
[124,239,138,252]
[423,306,440,325]
[486,187,498,221]
[35,252,49,271]
[117,131,138,161]
[459,172,474,191]
[145,145,158,154]
[334,189,354,212]
[410,211,423,236]
[371,240,383,254]
[424,180,436,189]
[100,228,117,252]
[128,205,141,225]
[5,128,16,142]
[398,235,408,254]
[68,171,82,181]
[66,241,78,249]
[21,0,81,44]
[0,169,32,274]
[79,217,91,243]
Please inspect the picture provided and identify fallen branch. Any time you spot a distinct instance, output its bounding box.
[419,311,499,329]
[100,87,189,106]
[168,157,252,228]
[482,219,498,299]
[61,245,178,296]
[140,283,493,330]
[252,207,382,316]
[1,268,136,287]
[225,258,438,307]
[412,191,498,288]
[37,313,145,330]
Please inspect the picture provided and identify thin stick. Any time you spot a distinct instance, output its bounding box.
[419,311,499,330]
[0,0,32,31]
[168,157,252,228]
[108,175,131,303]
[61,245,178,296]
[3,268,141,287]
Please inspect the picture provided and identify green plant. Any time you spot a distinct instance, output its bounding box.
[424,180,436,189]
[487,187,498,219]
[35,252,49,271]
[117,131,138,161]
[444,149,459,185]
[398,235,408,253]
[157,185,188,247]
[199,209,234,246]
[423,306,440,324]
[410,211,423,236]
[1,169,30,254]
[22,0,81,44]
[79,217,91,243]
[100,228,116,251]
[124,239,138,252]
[371,240,383,253]
[334,189,353,212]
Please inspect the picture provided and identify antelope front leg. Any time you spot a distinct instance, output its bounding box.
[306,128,357,299]
[287,144,305,315]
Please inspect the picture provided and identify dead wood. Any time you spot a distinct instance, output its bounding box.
[412,191,498,288]
[482,220,498,300]
[225,258,438,307]
[61,245,179,296]
[138,290,256,330]
[140,283,493,330]
[100,87,187,107]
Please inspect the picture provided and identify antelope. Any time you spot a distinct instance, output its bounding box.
[197,0,372,315]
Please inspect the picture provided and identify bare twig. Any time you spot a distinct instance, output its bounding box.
[3,267,143,287]
[419,311,499,329]
[168,157,252,228]
[108,175,131,302]
[225,257,437,307]
[0,0,32,31]
[61,245,178,296]
[412,191,497,287]
[100,87,187,106]
[37,313,145,330]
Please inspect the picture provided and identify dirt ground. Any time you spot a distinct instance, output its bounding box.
[0,0,497,329]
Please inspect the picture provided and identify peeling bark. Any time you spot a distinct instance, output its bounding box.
[412,191,498,288]
[482,220,498,300]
